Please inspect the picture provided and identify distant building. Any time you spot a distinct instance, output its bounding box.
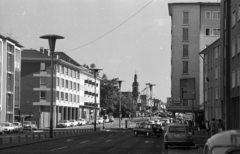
[0,35,23,123]
[132,73,139,102]
[21,48,100,128]
[168,2,220,115]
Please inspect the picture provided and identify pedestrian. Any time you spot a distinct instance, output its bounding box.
[210,118,217,137]
[217,119,224,133]
[205,119,210,137]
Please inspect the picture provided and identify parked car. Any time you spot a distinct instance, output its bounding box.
[148,120,155,124]
[23,121,35,131]
[164,124,193,149]
[1,122,15,134]
[202,130,240,154]
[97,117,104,124]
[31,121,38,130]
[57,120,72,128]
[12,122,24,133]
[133,123,163,138]
[109,117,115,122]
[104,118,109,123]
[69,119,78,127]
[77,119,87,126]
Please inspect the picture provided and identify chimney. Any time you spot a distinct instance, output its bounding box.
[44,49,48,56]
[40,47,44,53]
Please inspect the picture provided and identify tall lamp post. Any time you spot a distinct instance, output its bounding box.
[117,80,124,128]
[89,68,102,131]
[146,83,156,120]
[40,34,64,138]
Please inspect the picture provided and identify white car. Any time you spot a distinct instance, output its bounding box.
[104,118,109,123]
[69,119,78,127]
[57,120,71,128]
[97,117,104,124]
[77,119,87,126]
[1,122,15,134]
[202,130,240,154]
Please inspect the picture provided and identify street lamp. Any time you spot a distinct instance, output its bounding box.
[117,80,124,128]
[89,68,102,131]
[146,83,156,120]
[40,34,64,138]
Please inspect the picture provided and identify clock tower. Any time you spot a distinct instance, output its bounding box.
[132,73,139,101]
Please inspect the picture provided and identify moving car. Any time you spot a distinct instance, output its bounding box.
[202,130,240,154]
[57,120,72,128]
[69,119,78,127]
[13,122,24,133]
[23,121,35,131]
[164,124,193,149]
[1,122,15,134]
[77,119,87,126]
[133,123,163,138]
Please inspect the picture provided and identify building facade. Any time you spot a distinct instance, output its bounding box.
[0,35,22,123]
[200,39,221,121]
[220,0,240,130]
[21,48,100,128]
[168,2,220,115]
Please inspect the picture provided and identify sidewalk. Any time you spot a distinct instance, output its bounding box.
[193,130,209,147]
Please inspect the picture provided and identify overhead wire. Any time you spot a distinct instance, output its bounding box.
[65,0,154,53]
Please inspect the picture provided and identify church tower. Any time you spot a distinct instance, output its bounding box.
[132,73,139,101]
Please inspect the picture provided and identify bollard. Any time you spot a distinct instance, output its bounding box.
[18,136,21,143]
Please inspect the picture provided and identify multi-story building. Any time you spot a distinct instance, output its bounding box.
[0,35,23,123]
[21,48,100,128]
[168,2,220,118]
[220,0,240,130]
[200,39,221,121]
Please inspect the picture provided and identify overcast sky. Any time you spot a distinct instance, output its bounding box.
[0,0,219,102]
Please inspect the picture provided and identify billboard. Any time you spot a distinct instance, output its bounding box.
[180,78,196,100]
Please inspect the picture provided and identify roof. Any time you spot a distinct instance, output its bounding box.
[168,2,220,16]
[54,52,81,66]
[22,49,50,59]
[199,38,220,55]
[0,34,24,48]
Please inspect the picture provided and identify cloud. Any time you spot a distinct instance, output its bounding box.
[110,59,122,64]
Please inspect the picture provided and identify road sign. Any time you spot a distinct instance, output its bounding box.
[180,78,195,100]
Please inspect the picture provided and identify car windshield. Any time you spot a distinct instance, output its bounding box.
[24,121,31,124]
[1,123,10,126]
[31,121,36,124]
[152,125,162,129]
[13,123,19,126]
[169,126,186,133]
[59,120,68,123]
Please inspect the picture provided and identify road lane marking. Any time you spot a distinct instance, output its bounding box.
[67,139,73,142]
[108,147,117,151]
[80,140,89,144]
[51,146,68,151]
[105,139,112,142]
[97,137,103,139]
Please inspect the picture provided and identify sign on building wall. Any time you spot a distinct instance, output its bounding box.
[180,78,196,100]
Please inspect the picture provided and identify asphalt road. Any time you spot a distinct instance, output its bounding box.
[0,128,201,154]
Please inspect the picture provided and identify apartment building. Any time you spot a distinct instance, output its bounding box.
[200,39,221,121]
[21,48,100,128]
[0,35,23,123]
[220,0,240,129]
[168,3,220,118]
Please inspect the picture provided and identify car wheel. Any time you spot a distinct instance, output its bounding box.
[134,131,138,137]
[164,144,168,149]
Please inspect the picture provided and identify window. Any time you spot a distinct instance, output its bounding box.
[58,65,61,73]
[66,80,68,88]
[232,10,236,27]
[206,29,210,36]
[56,77,59,86]
[215,46,219,59]
[61,66,64,74]
[65,93,68,101]
[215,87,219,99]
[56,64,59,72]
[40,91,46,99]
[215,67,219,79]
[238,3,240,21]
[61,79,64,87]
[212,11,220,20]
[183,61,188,74]
[183,45,188,58]
[232,39,236,58]
[69,81,72,89]
[57,91,59,100]
[212,29,220,36]
[61,92,64,100]
[238,68,240,86]
[182,100,188,106]
[204,54,208,64]
[183,12,189,24]
[40,77,47,85]
[232,71,236,88]
[40,63,46,71]
[183,28,189,41]
[74,83,76,90]
[205,11,211,19]
[237,36,240,54]
[69,94,72,102]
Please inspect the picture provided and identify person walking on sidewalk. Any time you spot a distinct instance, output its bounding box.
[205,119,210,137]
[217,119,224,133]
[210,118,218,137]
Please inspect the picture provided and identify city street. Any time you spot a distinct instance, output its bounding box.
[0,128,201,154]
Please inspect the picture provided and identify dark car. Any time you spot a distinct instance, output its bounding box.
[133,123,163,138]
